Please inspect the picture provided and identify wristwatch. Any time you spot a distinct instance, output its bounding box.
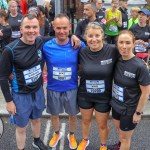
[135,111,143,115]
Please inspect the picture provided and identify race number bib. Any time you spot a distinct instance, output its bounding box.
[112,83,124,102]
[23,65,42,85]
[86,80,105,93]
[135,44,146,53]
[109,25,117,32]
[53,67,72,81]
[123,21,127,28]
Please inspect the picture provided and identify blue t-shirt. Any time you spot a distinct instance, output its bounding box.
[43,38,85,92]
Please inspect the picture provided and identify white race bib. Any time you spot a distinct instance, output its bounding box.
[23,65,42,85]
[53,67,72,81]
[109,25,117,32]
[112,83,124,102]
[135,44,146,53]
[86,80,105,93]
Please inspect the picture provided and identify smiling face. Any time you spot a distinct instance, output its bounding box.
[20,17,40,45]
[85,26,103,52]
[117,32,135,60]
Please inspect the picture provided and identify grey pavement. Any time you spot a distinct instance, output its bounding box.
[0,85,150,117]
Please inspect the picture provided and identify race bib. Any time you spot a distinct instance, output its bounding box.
[135,44,146,53]
[123,21,127,28]
[86,80,105,93]
[53,67,72,81]
[112,83,124,102]
[109,25,117,32]
[23,65,42,85]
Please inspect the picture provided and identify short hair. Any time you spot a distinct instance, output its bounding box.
[84,2,97,11]
[20,14,39,26]
[130,7,140,13]
[8,0,18,7]
[85,22,104,37]
[54,13,70,21]
[117,30,135,43]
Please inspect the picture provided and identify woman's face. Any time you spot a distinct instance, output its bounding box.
[130,10,138,19]
[9,3,18,15]
[117,33,134,59]
[85,27,103,52]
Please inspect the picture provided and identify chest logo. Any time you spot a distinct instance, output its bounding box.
[100,59,112,65]
[124,71,135,78]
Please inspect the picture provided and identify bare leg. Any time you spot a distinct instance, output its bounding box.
[16,125,27,150]
[69,115,77,132]
[51,115,60,131]
[80,108,94,139]
[31,118,41,138]
[95,111,110,144]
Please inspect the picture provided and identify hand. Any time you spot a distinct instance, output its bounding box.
[71,35,81,49]
[6,101,16,115]
[133,113,141,124]
[101,18,106,24]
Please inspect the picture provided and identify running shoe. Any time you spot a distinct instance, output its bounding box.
[77,139,89,150]
[49,132,63,147]
[32,139,48,150]
[100,145,107,150]
[67,133,77,149]
[107,142,120,150]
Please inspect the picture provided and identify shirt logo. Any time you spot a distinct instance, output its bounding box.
[101,59,112,65]
[124,71,135,78]
[145,32,149,36]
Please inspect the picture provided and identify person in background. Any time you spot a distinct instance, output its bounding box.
[143,0,150,10]
[8,0,22,42]
[105,0,122,44]
[128,7,140,29]
[96,0,106,23]
[118,0,128,31]
[75,2,105,43]
[42,0,55,36]
[26,0,37,9]
[0,9,12,58]
[109,30,150,150]
[37,5,49,36]
[77,22,119,150]
[43,13,85,149]
[130,9,150,62]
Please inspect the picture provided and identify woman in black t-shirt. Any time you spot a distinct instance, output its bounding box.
[110,30,150,150]
[77,22,119,150]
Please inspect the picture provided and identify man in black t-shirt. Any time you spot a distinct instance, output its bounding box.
[0,14,47,150]
[75,2,105,43]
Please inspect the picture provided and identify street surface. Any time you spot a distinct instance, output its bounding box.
[0,117,150,150]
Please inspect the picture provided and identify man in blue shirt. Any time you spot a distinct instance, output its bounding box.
[43,13,85,149]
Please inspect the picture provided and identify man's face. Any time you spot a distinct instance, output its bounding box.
[20,17,40,45]
[96,0,103,10]
[83,4,95,19]
[53,17,71,44]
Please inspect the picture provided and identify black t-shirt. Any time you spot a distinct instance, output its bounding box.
[78,44,119,103]
[118,7,128,30]
[96,8,105,22]
[75,19,105,43]
[0,37,45,102]
[112,56,150,113]
[8,13,22,41]
[130,24,150,53]
[0,24,12,51]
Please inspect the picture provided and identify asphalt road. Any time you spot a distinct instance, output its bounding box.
[0,117,150,150]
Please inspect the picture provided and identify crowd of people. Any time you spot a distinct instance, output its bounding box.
[0,0,150,150]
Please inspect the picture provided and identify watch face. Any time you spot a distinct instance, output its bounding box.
[136,112,141,115]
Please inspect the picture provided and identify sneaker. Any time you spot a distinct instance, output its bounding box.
[77,139,89,150]
[107,143,120,150]
[49,132,63,147]
[100,145,107,150]
[32,139,47,150]
[67,134,77,149]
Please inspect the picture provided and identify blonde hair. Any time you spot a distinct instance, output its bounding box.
[8,0,18,7]
[42,0,51,8]
[130,7,140,13]
[85,22,104,37]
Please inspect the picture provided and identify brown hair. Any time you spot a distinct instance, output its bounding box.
[117,30,135,43]
[0,9,9,22]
